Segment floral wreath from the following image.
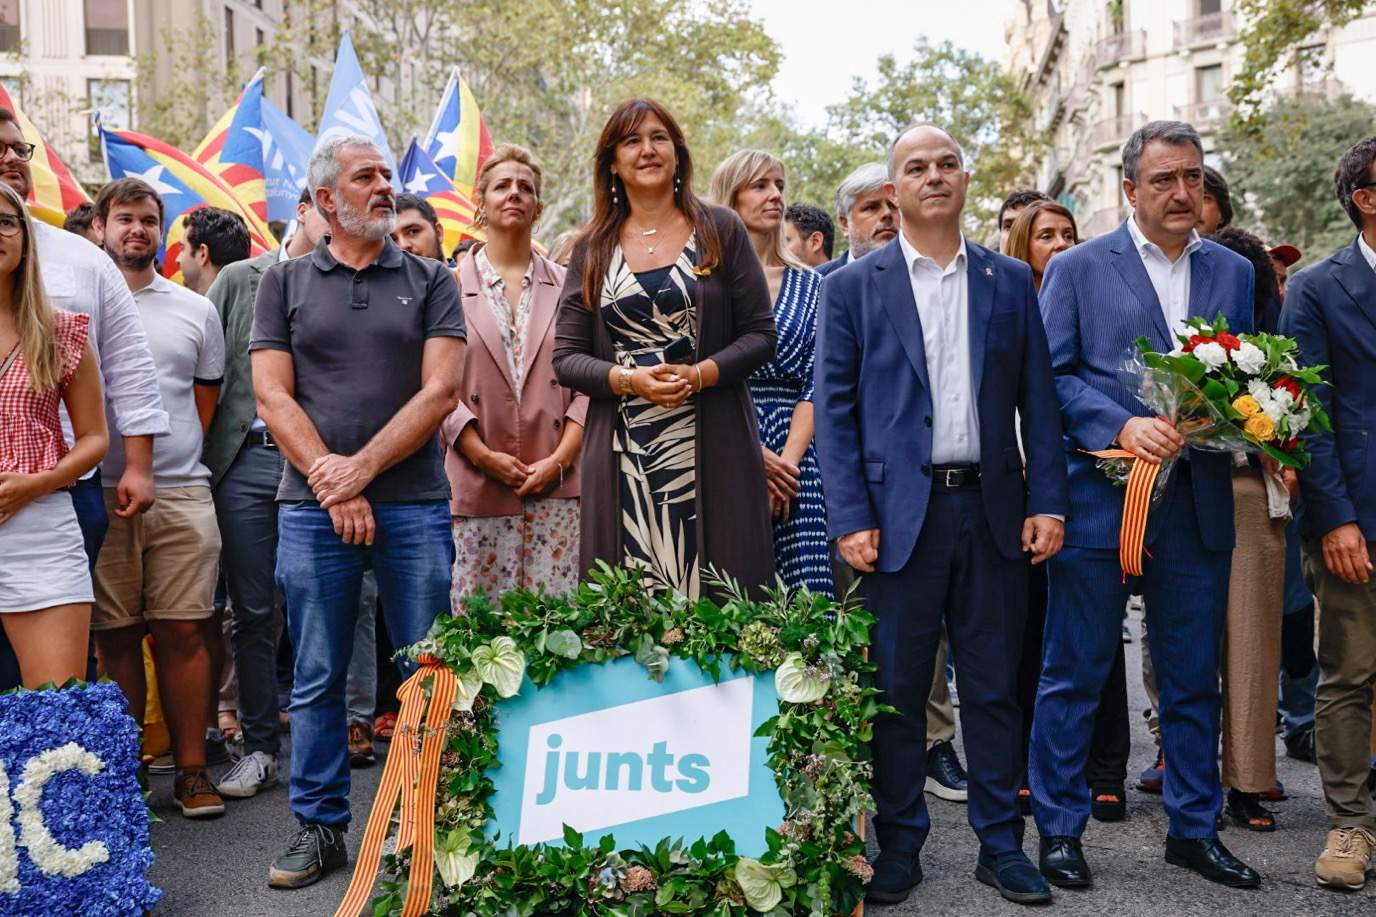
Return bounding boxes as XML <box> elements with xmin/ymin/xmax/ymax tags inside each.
<box><xmin>358</xmin><ymin>564</ymin><xmax>885</xmax><ymax>916</ymax></box>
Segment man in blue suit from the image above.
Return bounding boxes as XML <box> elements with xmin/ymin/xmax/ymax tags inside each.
<box><xmin>1280</xmin><ymin>135</ymin><xmax>1376</xmax><ymax>892</ymax></box>
<box><xmin>816</xmin><ymin>162</ymin><xmax>897</xmax><ymax>277</ymax></box>
<box><xmin>815</xmin><ymin>123</ymin><xmax>1068</xmax><ymax>906</ymax></box>
<box><xmin>1030</xmin><ymin>121</ymin><xmax>1260</xmax><ymax>889</ymax></box>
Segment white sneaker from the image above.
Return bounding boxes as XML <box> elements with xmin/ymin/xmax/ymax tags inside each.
<box><xmin>216</xmin><ymin>751</ymin><xmax>279</xmax><ymax>799</ymax></box>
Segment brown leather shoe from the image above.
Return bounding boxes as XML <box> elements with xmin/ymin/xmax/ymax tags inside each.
<box><xmin>175</xmin><ymin>768</ymin><xmax>226</xmax><ymax>819</ymax></box>
<box><xmin>348</xmin><ymin>720</ymin><xmax>376</xmax><ymax>768</ymax></box>
<box><xmin>1316</xmin><ymin>826</ymin><xmax>1374</xmax><ymax>891</ymax></box>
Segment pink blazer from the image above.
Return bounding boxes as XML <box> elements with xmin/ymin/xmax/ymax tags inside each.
<box><xmin>442</xmin><ymin>249</ymin><xmax>589</xmax><ymax>517</ymax></box>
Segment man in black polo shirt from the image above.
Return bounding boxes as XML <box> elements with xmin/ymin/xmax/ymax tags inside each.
<box><xmin>250</xmin><ymin>134</ymin><xmax>466</xmax><ymax>889</ymax></box>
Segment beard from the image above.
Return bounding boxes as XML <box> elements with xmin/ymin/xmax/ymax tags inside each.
<box><xmin>337</xmin><ymin>194</ymin><xmax>397</xmax><ymax>241</ymax></box>
<box><xmin>110</xmin><ymin>246</ymin><xmax>155</xmax><ymax>271</ymax></box>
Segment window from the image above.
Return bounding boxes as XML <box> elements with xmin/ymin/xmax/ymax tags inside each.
<box><xmin>255</xmin><ymin>27</ymin><xmax>265</xmax><ymax>64</ymax></box>
<box><xmin>84</xmin><ymin>0</ymin><xmax>129</xmax><ymax>56</ymax></box>
<box><xmin>0</xmin><ymin>1</ymin><xmax>18</xmax><ymax>53</ymax></box>
<box><xmin>1197</xmin><ymin>0</ymin><xmax>1221</xmax><ymax>15</ymax></box>
<box><xmin>1196</xmin><ymin>64</ymin><xmax>1223</xmax><ymax>101</ymax></box>
<box><xmin>1111</xmin><ymin>81</ymin><xmax>1126</xmax><ymax>117</ymax></box>
<box><xmin>1297</xmin><ymin>44</ymin><xmax>1326</xmax><ymax>87</ymax></box>
<box><xmin>224</xmin><ymin>6</ymin><xmax>235</xmax><ymax>60</ymax></box>
<box><xmin>87</xmin><ymin>79</ymin><xmax>131</xmax><ymax>161</ymax></box>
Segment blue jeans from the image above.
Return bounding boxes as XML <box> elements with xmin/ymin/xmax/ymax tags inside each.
<box><xmin>277</xmin><ymin>500</ymin><xmax>453</xmax><ymax>827</ymax></box>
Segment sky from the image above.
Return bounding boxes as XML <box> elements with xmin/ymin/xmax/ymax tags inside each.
<box><xmin>747</xmin><ymin>0</ymin><xmax>1013</xmax><ymax>129</ymax></box>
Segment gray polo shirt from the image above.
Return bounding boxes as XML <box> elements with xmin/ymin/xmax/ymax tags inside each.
<box><xmin>249</xmin><ymin>237</ymin><xmax>466</xmax><ymax>503</ymax></box>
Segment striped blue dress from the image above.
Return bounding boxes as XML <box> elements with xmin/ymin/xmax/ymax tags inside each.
<box><xmin>749</xmin><ymin>266</ymin><xmax>833</xmax><ymax>598</ymax></box>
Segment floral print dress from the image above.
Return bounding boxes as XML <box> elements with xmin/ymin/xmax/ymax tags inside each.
<box><xmin>450</xmin><ymin>249</ymin><xmax>579</xmax><ymax>602</ymax></box>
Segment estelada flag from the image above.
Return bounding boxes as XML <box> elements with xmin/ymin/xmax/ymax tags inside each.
<box><xmin>193</xmin><ymin>67</ymin><xmax>269</xmax><ymax>226</ymax></box>
<box><xmin>100</xmin><ymin>122</ymin><xmax>274</xmax><ymax>281</ymax></box>
<box><xmin>0</xmin><ymin>81</ymin><xmax>91</xmax><ymax>228</ymax></box>
<box><xmin>422</xmin><ymin>67</ymin><xmax>492</xmax><ymax>197</ymax></box>
<box><xmin>399</xmin><ymin>137</ymin><xmax>483</xmax><ymax>258</ymax></box>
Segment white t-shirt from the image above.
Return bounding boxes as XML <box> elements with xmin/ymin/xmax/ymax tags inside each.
<box><xmin>102</xmin><ymin>274</ymin><xmax>225</xmax><ymax>488</ymax></box>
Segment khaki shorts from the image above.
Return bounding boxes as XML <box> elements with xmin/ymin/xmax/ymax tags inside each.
<box><xmin>92</xmin><ymin>486</ymin><xmax>221</xmax><ymax>631</ymax></box>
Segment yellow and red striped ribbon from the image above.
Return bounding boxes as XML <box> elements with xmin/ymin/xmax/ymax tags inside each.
<box><xmin>335</xmin><ymin>654</ymin><xmax>457</xmax><ymax>917</ymax></box>
<box><xmin>1087</xmin><ymin>448</ymin><xmax>1161</xmax><ymax>579</ymax></box>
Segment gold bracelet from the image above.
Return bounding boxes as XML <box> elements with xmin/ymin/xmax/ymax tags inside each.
<box><xmin>618</xmin><ymin>367</ymin><xmax>634</xmax><ymax>395</ymax></box>
<box><xmin>693</xmin><ymin>364</ymin><xmax>703</xmax><ymax>392</ymax></box>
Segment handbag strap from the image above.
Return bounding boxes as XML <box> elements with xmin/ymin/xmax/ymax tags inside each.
<box><xmin>0</xmin><ymin>341</ymin><xmax>20</xmax><ymax>382</ymax></box>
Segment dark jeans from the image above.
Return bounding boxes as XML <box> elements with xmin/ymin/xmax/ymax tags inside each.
<box><xmin>277</xmin><ymin>500</ymin><xmax>453</xmax><ymax>827</ymax></box>
<box><xmin>0</xmin><ymin>471</ymin><xmax>107</xmax><ymax>690</ymax></box>
<box><xmin>213</xmin><ymin>441</ymin><xmax>286</xmax><ymax>757</ymax></box>
<box><xmin>1018</xmin><ymin>562</ymin><xmax>1130</xmax><ymax>791</ymax></box>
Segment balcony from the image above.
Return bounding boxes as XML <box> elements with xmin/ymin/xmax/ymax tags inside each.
<box><xmin>1089</xmin><ymin>112</ymin><xmax>1147</xmax><ymax>151</ymax></box>
<box><xmin>1174</xmin><ymin>98</ymin><xmax>1231</xmax><ymax>131</ymax></box>
<box><xmin>1080</xmin><ymin>206</ymin><xmax>1128</xmax><ymax>239</ymax></box>
<box><xmin>1286</xmin><ymin>77</ymin><xmax>1347</xmax><ymax>102</ymax></box>
<box><xmin>1173</xmin><ymin>12</ymin><xmax>1236</xmax><ymax>50</ymax></box>
<box><xmin>1095</xmin><ymin>30</ymin><xmax>1147</xmax><ymax>70</ymax></box>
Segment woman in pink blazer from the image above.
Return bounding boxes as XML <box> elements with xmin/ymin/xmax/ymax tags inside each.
<box><xmin>443</xmin><ymin>145</ymin><xmax>588</xmax><ymax>604</ymax></box>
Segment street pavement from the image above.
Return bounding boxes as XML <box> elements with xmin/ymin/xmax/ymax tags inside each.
<box><xmin>148</xmin><ymin>608</ymin><xmax>1375</xmax><ymax>915</ymax></box>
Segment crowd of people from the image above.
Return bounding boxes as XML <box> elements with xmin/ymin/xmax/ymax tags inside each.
<box><xmin>1</xmin><ymin>94</ymin><xmax>1375</xmax><ymax>908</ymax></box>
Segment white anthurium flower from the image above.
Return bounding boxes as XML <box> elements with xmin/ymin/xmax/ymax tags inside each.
<box><xmin>1232</xmin><ymin>341</ymin><xmax>1267</xmax><ymax>375</ymax></box>
<box><xmin>434</xmin><ymin>829</ymin><xmax>479</xmax><ymax>888</ymax></box>
<box><xmin>775</xmin><ymin>653</ymin><xmax>830</xmax><ymax>704</ymax></box>
<box><xmin>1192</xmin><ymin>341</ymin><xmax>1229</xmax><ymax>370</ymax></box>
<box><xmin>452</xmin><ymin>667</ymin><xmax>483</xmax><ymax>712</ymax></box>
<box><xmin>472</xmin><ymin>636</ymin><xmax>526</xmax><ymax>698</ymax></box>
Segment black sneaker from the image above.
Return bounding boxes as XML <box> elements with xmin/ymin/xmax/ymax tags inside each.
<box><xmin>268</xmin><ymin>824</ymin><xmax>347</xmax><ymax>889</ymax></box>
<box><xmin>205</xmin><ymin>733</ymin><xmax>232</xmax><ymax>767</ymax></box>
<box><xmin>1284</xmin><ymin>722</ymin><xmax>1316</xmax><ymax>764</ymax></box>
<box><xmin>925</xmin><ymin>740</ymin><xmax>969</xmax><ymax>802</ymax></box>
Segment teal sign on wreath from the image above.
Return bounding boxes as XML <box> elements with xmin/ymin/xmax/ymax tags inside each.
<box><xmin>488</xmin><ymin>655</ymin><xmax>784</xmax><ymax>856</ymax></box>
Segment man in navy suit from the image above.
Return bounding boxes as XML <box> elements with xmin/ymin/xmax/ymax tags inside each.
<box><xmin>1280</xmin><ymin>135</ymin><xmax>1376</xmax><ymax>892</ymax></box>
<box><xmin>816</xmin><ymin>161</ymin><xmax>897</xmax><ymax>276</ymax></box>
<box><xmin>815</xmin><ymin>124</ymin><xmax>1068</xmax><ymax>906</ymax></box>
<box><xmin>1030</xmin><ymin>121</ymin><xmax>1260</xmax><ymax>889</ymax></box>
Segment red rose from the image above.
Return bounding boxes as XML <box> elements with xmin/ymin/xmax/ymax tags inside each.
<box><xmin>1184</xmin><ymin>334</ymin><xmax>1214</xmax><ymax>353</ymax></box>
<box><xmin>1216</xmin><ymin>332</ymin><xmax>1242</xmax><ymax>351</ymax></box>
<box><xmin>1272</xmin><ymin>376</ymin><xmax>1302</xmax><ymax>398</ymax></box>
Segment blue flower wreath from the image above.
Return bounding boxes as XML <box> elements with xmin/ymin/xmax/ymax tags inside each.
<box><xmin>0</xmin><ymin>681</ymin><xmax>160</xmax><ymax>916</ymax></box>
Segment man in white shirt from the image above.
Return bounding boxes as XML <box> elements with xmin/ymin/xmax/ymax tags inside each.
<box><xmin>0</xmin><ymin>107</ymin><xmax>168</xmax><ymax>692</ymax></box>
<box><xmin>814</xmin><ymin>123</ymin><xmax>1067</xmax><ymax>906</ymax></box>
<box><xmin>88</xmin><ymin>178</ymin><xmax>227</xmax><ymax>822</ymax></box>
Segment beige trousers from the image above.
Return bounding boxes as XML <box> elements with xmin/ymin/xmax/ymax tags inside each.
<box><xmin>1220</xmin><ymin>471</ymin><xmax>1285</xmax><ymax>791</ymax></box>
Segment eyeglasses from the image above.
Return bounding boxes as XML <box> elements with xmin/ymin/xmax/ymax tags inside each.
<box><xmin>0</xmin><ymin>213</ymin><xmax>24</xmax><ymax>237</ymax></box>
<box><xmin>0</xmin><ymin>141</ymin><xmax>34</xmax><ymax>162</ymax></box>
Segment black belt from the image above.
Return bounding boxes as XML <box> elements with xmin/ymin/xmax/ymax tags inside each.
<box><xmin>931</xmin><ymin>463</ymin><xmax>980</xmax><ymax>490</ymax></box>
<box><xmin>245</xmin><ymin>430</ymin><xmax>277</xmax><ymax>449</ymax></box>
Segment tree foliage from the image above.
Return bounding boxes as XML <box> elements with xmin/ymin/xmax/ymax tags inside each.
<box><xmin>1229</xmin><ymin>0</ymin><xmax>1375</xmax><ymax>126</ymax></box>
<box><xmin>1220</xmin><ymin>93</ymin><xmax>1375</xmax><ymax>265</ymax></box>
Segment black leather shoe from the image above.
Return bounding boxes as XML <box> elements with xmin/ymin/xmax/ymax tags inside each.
<box><xmin>1038</xmin><ymin>835</ymin><xmax>1091</xmax><ymax>888</ymax></box>
<box><xmin>925</xmin><ymin>740</ymin><xmax>968</xmax><ymax>802</ymax></box>
<box><xmin>1284</xmin><ymin>722</ymin><xmax>1316</xmax><ymax>763</ymax></box>
<box><xmin>976</xmin><ymin>850</ymin><xmax>1052</xmax><ymax>904</ymax></box>
<box><xmin>866</xmin><ymin>851</ymin><xmax>923</xmax><ymax>905</ymax></box>
<box><xmin>1164</xmin><ymin>836</ymin><xmax>1261</xmax><ymax>888</ymax></box>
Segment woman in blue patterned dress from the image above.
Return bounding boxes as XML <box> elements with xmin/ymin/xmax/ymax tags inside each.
<box><xmin>709</xmin><ymin>150</ymin><xmax>833</xmax><ymax>597</ymax></box>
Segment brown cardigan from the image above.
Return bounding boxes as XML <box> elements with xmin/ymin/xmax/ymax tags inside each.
<box><xmin>553</xmin><ymin>205</ymin><xmax>778</xmax><ymax>597</ymax></box>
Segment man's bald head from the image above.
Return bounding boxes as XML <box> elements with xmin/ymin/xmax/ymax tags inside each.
<box><xmin>888</xmin><ymin>123</ymin><xmax>966</xmax><ymax>181</ymax></box>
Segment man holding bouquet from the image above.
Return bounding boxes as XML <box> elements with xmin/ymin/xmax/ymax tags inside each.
<box><xmin>1281</xmin><ymin>135</ymin><xmax>1376</xmax><ymax>891</ymax></box>
<box><xmin>1030</xmin><ymin>121</ymin><xmax>1261</xmax><ymax>888</ymax></box>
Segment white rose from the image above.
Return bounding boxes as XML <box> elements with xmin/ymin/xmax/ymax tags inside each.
<box><xmin>1193</xmin><ymin>341</ymin><xmax>1229</xmax><ymax>370</ymax></box>
<box><xmin>1232</xmin><ymin>341</ymin><xmax>1266</xmax><ymax>375</ymax></box>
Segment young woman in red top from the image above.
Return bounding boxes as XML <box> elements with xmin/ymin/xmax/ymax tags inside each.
<box><xmin>0</xmin><ymin>181</ymin><xmax>108</xmax><ymax>687</ymax></box>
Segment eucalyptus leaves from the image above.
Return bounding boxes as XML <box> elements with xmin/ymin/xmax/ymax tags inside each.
<box><xmin>373</xmin><ymin>564</ymin><xmax>886</xmax><ymax>916</ymax></box>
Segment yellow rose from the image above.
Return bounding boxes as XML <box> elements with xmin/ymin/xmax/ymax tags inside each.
<box><xmin>1232</xmin><ymin>395</ymin><xmax>1261</xmax><ymax>417</ymax></box>
<box><xmin>1244</xmin><ymin>413</ymin><xmax>1276</xmax><ymax>442</ymax></box>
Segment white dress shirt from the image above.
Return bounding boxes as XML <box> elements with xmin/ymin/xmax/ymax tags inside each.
<box><xmin>1358</xmin><ymin>232</ymin><xmax>1376</xmax><ymax>274</ymax></box>
<box><xmin>1126</xmin><ymin>214</ymin><xmax>1202</xmax><ymax>336</ymax></box>
<box><xmin>35</xmin><ymin>221</ymin><xmax>170</xmax><ymax>477</ymax></box>
<box><xmin>898</xmin><ymin>231</ymin><xmax>980</xmax><ymax>464</ymax></box>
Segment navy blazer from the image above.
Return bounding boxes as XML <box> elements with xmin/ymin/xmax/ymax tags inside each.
<box><xmin>816</xmin><ymin>254</ymin><xmax>847</xmax><ymax>277</ymax></box>
<box><xmin>1039</xmin><ymin>220</ymin><xmax>1255</xmax><ymax>552</ymax></box>
<box><xmin>814</xmin><ymin>237</ymin><xmax>1068</xmax><ymax>572</ymax></box>
<box><xmin>1280</xmin><ymin>237</ymin><xmax>1376</xmax><ymax>541</ymax></box>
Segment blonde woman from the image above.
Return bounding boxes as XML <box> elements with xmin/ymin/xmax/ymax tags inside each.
<box><xmin>0</xmin><ymin>182</ymin><xmax>108</xmax><ymax>686</ymax></box>
<box><xmin>709</xmin><ymin>149</ymin><xmax>832</xmax><ymax>597</ymax></box>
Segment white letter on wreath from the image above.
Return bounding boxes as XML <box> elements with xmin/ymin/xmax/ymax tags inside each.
<box><xmin>0</xmin><ymin>761</ymin><xmax>17</xmax><ymax>893</ymax></box>
<box><xmin>14</xmin><ymin>743</ymin><xmax>110</xmax><ymax>878</ymax></box>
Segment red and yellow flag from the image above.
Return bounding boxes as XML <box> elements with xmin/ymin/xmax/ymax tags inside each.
<box><xmin>0</xmin><ymin>81</ymin><xmax>91</xmax><ymax>227</ymax></box>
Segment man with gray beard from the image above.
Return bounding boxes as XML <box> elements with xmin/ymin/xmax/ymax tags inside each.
<box><xmin>249</xmin><ymin>135</ymin><xmax>467</xmax><ymax>889</ymax></box>
<box><xmin>817</xmin><ymin>161</ymin><xmax>899</xmax><ymax>275</ymax></box>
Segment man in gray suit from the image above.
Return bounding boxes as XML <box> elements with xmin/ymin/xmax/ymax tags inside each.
<box><xmin>205</xmin><ymin>189</ymin><xmax>328</xmax><ymax>799</ymax></box>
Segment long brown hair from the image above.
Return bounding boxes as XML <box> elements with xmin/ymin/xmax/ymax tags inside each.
<box><xmin>1005</xmin><ymin>200</ymin><xmax>1079</xmax><ymax>273</ymax></box>
<box><xmin>577</xmin><ymin>98</ymin><xmax>721</xmax><ymax>308</ymax></box>
<box><xmin>0</xmin><ymin>182</ymin><xmax>61</xmax><ymax>391</ymax></box>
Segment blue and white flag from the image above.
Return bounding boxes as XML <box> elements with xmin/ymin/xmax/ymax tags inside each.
<box><xmin>316</xmin><ymin>30</ymin><xmax>396</xmax><ymax>174</ymax></box>
<box><xmin>261</xmin><ymin>97</ymin><xmax>314</xmax><ymax>222</ymax></box>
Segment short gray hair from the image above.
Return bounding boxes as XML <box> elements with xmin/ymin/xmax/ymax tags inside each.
<box><xmin>834</xmin><ymin>162</ymin><xmax>890</xmax><ymax>223</ymax></box>
<box><xmin>1121</xmin><ymin>120</ymin><xmax>1203</xmax><ymax>183</ymax></box>
<box><xmin>306</xmin><ymin>133</ymin><xmax>382</xmax><ymax>212</ymax></box>
<box><xmin>887</xmin><ymin>122</ymin><xmax>966</xmax><ymax>180</ymax></box>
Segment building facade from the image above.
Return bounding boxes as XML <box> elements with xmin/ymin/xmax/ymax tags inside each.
<box><xmin>1004</xmin><ymin>0</ymin><xmax>1376</xmax><ymax>238</ymax></box>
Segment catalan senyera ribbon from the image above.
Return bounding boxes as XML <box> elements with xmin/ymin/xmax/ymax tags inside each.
<box><xmin>335</xmin><ymin>653</ymin><xmax>457</xmax><ymax>917</ymax></box>
<box><xmin>1086</xmin><ymin>448</ymin><xmax>1161</xmax><ymax>579</ymax></box>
